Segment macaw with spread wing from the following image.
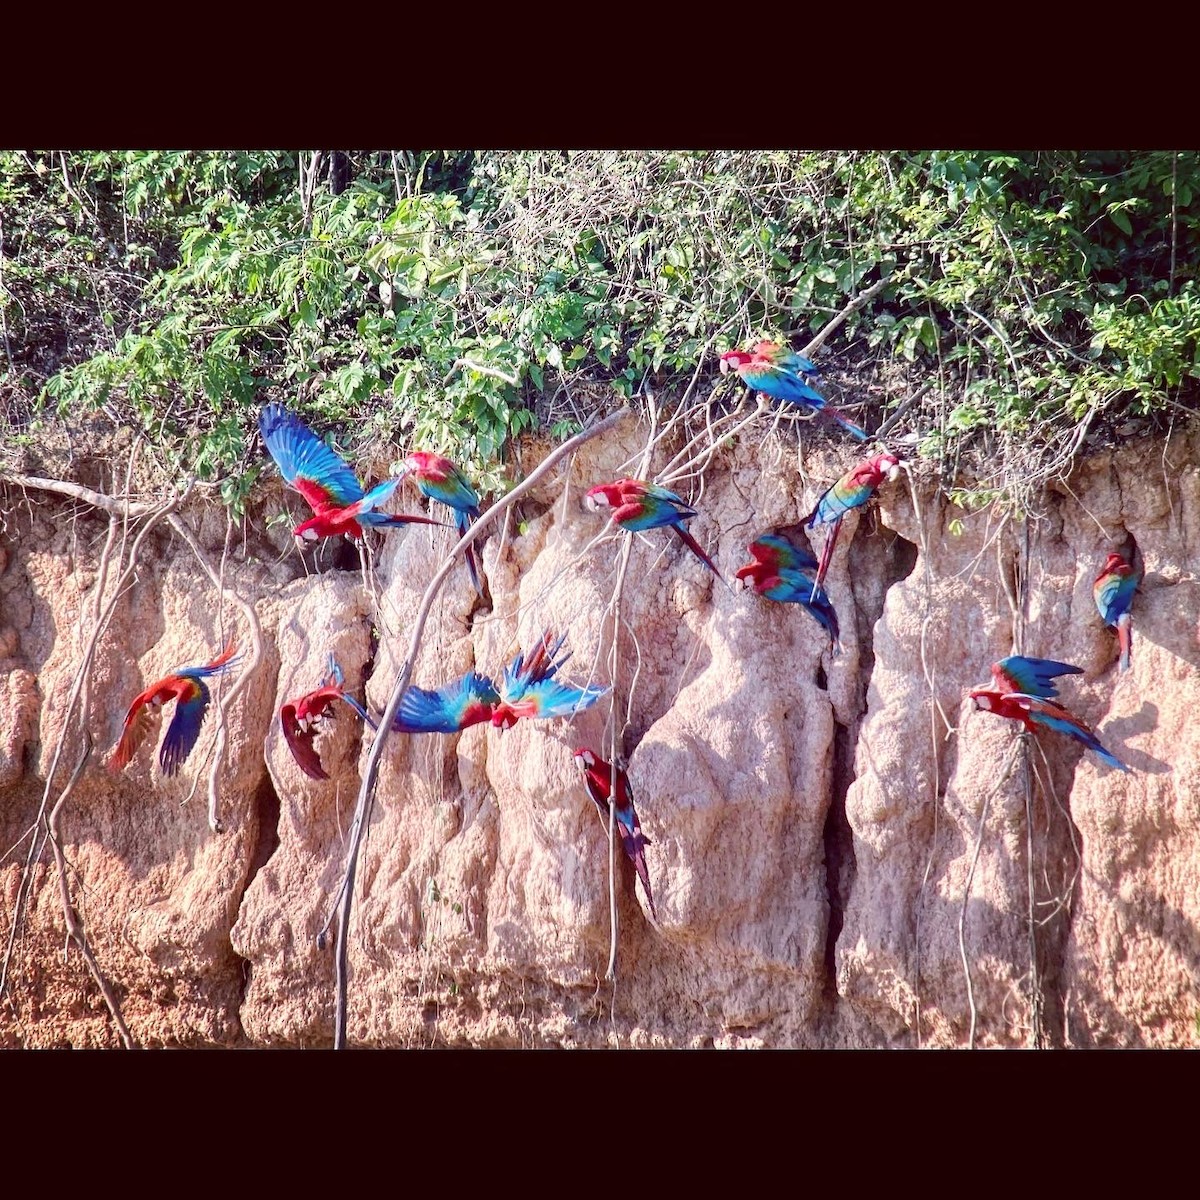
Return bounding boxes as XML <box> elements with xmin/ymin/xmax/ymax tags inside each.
<box><xmin>574</xmin><ymin>748</ymin><xmax>657</xmax><ymax>922</ymax></box>
<box><xmin>585</xmin><ymin>478</ymin><xmax>723</xmax><ymax>580</ymax></box>
<box><xmin>280</xmin><ymin>655</ymin><xmax>375</xmax><ymax>780</ymax></box>
<box><xmin>1094</xmin><ymin>552</ymin><xmax>1138</xmax><ymax>672</ymax></box>
<box><xmin>400</xmin><ymin>451</ymin><xmax>484</xmax><ymax>594</ymax></box>
<box><xmin>968</xmin><ymin>655</ymin><xmax>1129</xmax><ymax>771</ymax></box>
<box><xmin>109</xmin><ymin>644</ymin><xmax>239</xmax><ymax>776</ymax></box>
<box><xmin>259</xmin><ymin>404</ymin><xmax>446</xmax><ymax>544</ymax></box>
<box><xmin>390</xmin><ymin>631</ymin><xmax>607</xmax><ymax>734</ymax></box>
<box><xmin>718</xmin><ymin>340</ymin><xmax>869</xmax><ymax>441</ymax></box>
<box><xmin>804</xmin><ymin>452</ymin><xmax>901</xmax><ymax>599</ymax></box>
<box><xmin>734</xmin><ymin>534</ymin><xmax>841</xmax><ymax>652</ymax></box>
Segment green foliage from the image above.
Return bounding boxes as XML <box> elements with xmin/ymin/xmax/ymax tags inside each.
<box><xmin>4</xmin><ymin>150</ymin><xmax>1199</xmax><ymax>509</ymax></box>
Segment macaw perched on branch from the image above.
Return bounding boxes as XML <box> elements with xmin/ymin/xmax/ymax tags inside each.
<box><xmin>280</xmin><ymin>656</ymin><xmax>375</xmax><ymax>780</ymax></box>
<box><xmin>969</xmin><ymin>655</ymin><xmax>1129</xmax><ymax>771</ymax></box>
<box><xmin>718</xmin><ymin>340</ymin><xmax>869</xmax><ymax>441</ymax></box>
<box><xmin>574</xmin><ymin>748</ymin><xmax>657</xmax><ymax>922</ymax></box>
<box><xmin>1094</xmin><ymin>552</ymin><xmax>1138</xmax><ymax>672</ymax></box>
<box><xmin>259</xmin><ymin>405</ymin><xmax>447</xmax><ymax>545</ymax></box>
<box><xmin>109</xmin><ymin>644</ymin><xmax>240</xmax><ymax>776</ymax></box>
<box><xmin>803</xmin><ymin>452</ymin><xmax>902</xmax><ymax>599</ymax></box>
<box><xmin>584</xmin><ymin>478</ymin><xmax>723</xmax><ymax>580</ymax></box>
<box><xmin>391</xmin><ymin>631</ymin><xmax>607</xmax><ymax>734</ymax></box>
<box><xmin>734</xmin><ymin>534</ymin><xmax>842</xmax><ymax>652</ymax></box>
<box><xmin>400</xmin><ymin>451</ymin><xmax>484</xmax><ymax>594</ymax></box>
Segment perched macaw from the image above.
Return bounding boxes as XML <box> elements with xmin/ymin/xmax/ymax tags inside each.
<box><xmin>259</xmin><ymin>405</ymin><xmax>446</xmax><ymax>544</ymax></box>
<box><xmin>969</xmin><ymin>655</ymin><xmax>1129</xmax><ymax>771</ymax></box>
<box><xmin>718</xmin><ymin>340</ymin><xmax>869</xmax><ymax>441</ymax></box>
<box><xmin>109</xmin><ymin>644</ymin><xmax>240</xmax><ymax>776</ymax></box>
<box><xmin>574</xmin><ymin>748</ymin><xmax>657</xmax><ymax>922</ymax></box>
<box><xmin>490</xmin><ymin>632</ymin><xmax>609</xmax><ymax>731</ymax></box>
<box><xmin>734</xmin><ymin>534</ymin><xmax>841</xmax><ymax>652</ymax></box>
<box><xmin>1094</xmin><ymin>552</ymin><xmax>1138</xmax><ymax>672</ymax></box>
<box><xmin>804</xmin><ymin>452</ymin><xmax>901</xmax><ymax>598</ymax></box>
<box><xmin>280</xmin><ymin>656</ymin><xmax>374</xmax><ymax>780</ymax></box>
<box><xmin>584</xmin><ymin>478</ymin><xmax>723</xmax><ymax>580</ymax></box>
<box><xmin>401</xmin><ymin>451</ymin><xmax>484</xmax><ymax>594</ymax></box>
<box><xmin>391</xmin><ymin>631</ymin><xmax>607</xmax><ymax>734</ymax></box>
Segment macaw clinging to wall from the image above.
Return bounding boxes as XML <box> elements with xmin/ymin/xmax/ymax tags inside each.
<box><xmin>584</xmin><ymin>478</ymin><xmax>723</xmax><ymax>581</ymax></box>
<box><xmin>734</xmin><ymin>534</ymin><xmax>842</xmax><ymax>652</ymax></box>
<box><xmin>1094</xmin><ymin>552</ymin><xmax>1138</xmax><ymax>672</ymax></box>
<box><xmin>279</xmin><ymin>655</ymin><xmax>375</xmax><ymax>780</ymax></box>
<box><xmin>259</xmin><ymin>405</ymin><xmax>447</xmax><ymax>545</ymax></box>
<box><xmin>968</xmin><ymin>655</ymin><xmax>1129</xmax><ymax>771</ymax></box>
<box><xmin>109</xmin><ymin>644</ymin><xmax>240</xmax><ymax>776</ymax></box>
<box><xmin>718</xmin><ymin>340</ymin><xmax>869</xmax><ymax>441</ymax></box>
<box><xmin>574</xmin><ymin>748</ymin><xmax>657</xmax><ymax>922</ymax></box>
<box><xmin>390</xmin><ymin>631</ymin><xmax>607</xmax><ymax>734</ymax></box>
<box><xmin>400</xmin><ymin>451</ymin><xmax>484</xmax><ymax>595</ymax></box>
<box><xmin>804</xmin><ymin>452</ymin><xmax>902</xmax><ymax>598</ymax></box>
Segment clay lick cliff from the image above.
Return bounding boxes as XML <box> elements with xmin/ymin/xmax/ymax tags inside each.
<box><xmin>1</xmin><ymin>413</ymin><xmax>1198</xmax><ymax>1047</ymax></box>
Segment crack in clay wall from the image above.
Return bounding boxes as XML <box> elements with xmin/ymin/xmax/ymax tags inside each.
<box><xmin>1</xmin><ymin>419</ymin><xmax>1199</xmax><ymax>1047</ymax></box>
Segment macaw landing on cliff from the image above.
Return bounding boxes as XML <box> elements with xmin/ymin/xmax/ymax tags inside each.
<box><xmin>718</xmin><ymin>340</ymin><xmax>869</xmax><ymax>441</ymax></box>
<box><xmin>734</xmin><ymin>534</ymin><xmax>842</xmax><ymax>652</ymax></box>
<box><xmin>584</xmin><ymin>478</ymin><xmax>723</xmax><ymax>581</ymax></box>
<box><xmin>280</xmin><ymin>656</ymin><xmax>375</xmax><ymax>780</ymax></box>
<box><xmin>969</xmin><ymin>655</ymin><xmax>1129</xmax><ymax>771</ymax></box>
<box><xmin>399</xmin><ymin>451</ymin><xmax>484</xmax><ymax>595</ymax></box>
<box><xmin>574</xmin><ymin>748</ymin><xmax>657</xmax><ymax>922</ymax></box>
<box><xmin>391</xmin><ymin>631</ymin><xmax>608</xmax><ymax>734</ymax></box>
<box><xmin>1094</xmin><ymin>552</ymin><xmax>1138</xmax><ymax>672</ymax></box>
<box><xmin>259</xmin><ymin>404</ymin><xmax>447</xmax><ymax>545</ymax></box>
<box><xmin>804</xmin><ymin>452</ymin><xmax>902</xmax><ymax>599</ymax></box>
<box><xmin>109</xmin><ymin>644</ymin><xmax>240</xmax><ymax>776</ymax></box>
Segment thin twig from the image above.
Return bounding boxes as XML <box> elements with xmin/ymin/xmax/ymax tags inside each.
<box><xmin>330</xmin><ymin>409</ymin><xmax>627</xmax><ymax>1048</ymax></box>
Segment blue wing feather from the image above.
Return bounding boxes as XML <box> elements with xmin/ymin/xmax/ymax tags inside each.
<box><xmin>994</xmin><ymin>655</ymin><xmax>1083</xmax><ymax>700</ymax></box>
<box><xmin>160</xmin><ymin>681</ymin><xmax>210</xmax><ymax>776</ymax></box>
<box><xmin>259</xmin><ymin>404</ymin><xmax>364</xmax><ymax>507</ymax></box>
<box><xmin>394</xmin><ymin>672</ymin><xmax>499</xmax><ymax>733</ymax></box>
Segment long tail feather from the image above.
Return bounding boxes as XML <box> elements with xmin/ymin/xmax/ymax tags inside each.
<box><xmin>455</xmin><ymin>508</ymin><xmax>483</xmax><ymax>595</ymax></box>
<box><xmin>823</xmin><ymin>406</ymin><xmax>869</xmax><ymax>441</ymax></box>
<box><xmin>1117</xmin><ymin>614</ymin><xmax>1132</xmax><ymax>672</ymax></box>
<box><xmin>812</xmin><ymin>517</ymin><xmax>842</xmax><ymax>600</ymax></box>
<box><xmin>671</xmin><ymin>525</ymin><xmax>723</xmax><ymax>582</ymax></box>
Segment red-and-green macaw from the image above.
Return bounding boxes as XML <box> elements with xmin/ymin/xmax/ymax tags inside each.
<box><xmin>968</xmin><ymin>655</ymin><xmax>1129</xmax><ymax>771</ymax></box>
<box><xmin>280</xmin><ymin>655</ymin><xmax>374</xmax><ymax>780</ymax></box>
<box><xmin>804</xmin><ymin>452</ymin><xmax>901</xmax><ymax>598</ymax></box>
<box><xmin>400</xmin><ymin>451</ymin><xmax>484</xmax><ymax>594</ymax></box>
<box><xmin>584</xmin><ymin>478</ymin><xmax>723</xmax><ymax>580</ymax></box>
<box><xmin>734</xmin><ymin>534</ymin><xmax>841</xmax><ymax>652</ymax></box>
<box><xmin>391</xmin><ymin>632</ymin><xmax>607</xmax><ymax>734</ymax></box>
<box><xmin>1094</xmin><ymin>552</ymin><xmax>1138</xmax><ymax>672</ymax></box>
<box><xmin>718</xmin><ymin>340</ymin><xmax>869</xmax><ymax>441</ymax></box>
<box><xmin>259</xmin><ymin>405</ymin><xmax>447</xmax><ymax>545</ymax></box>
<box><xmin>109</xmin><ymin>644</ymin><xmax>239</xmax><ymax>776</ymax></box>
<box><xmin>574</xmin><ymin>747</ymin><xmax>657</xmax><ymax>921</ymax></box>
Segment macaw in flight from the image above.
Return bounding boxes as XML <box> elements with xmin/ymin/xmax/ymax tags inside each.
<box><xmin>109</xmin><ymin>644</ymin><xmax>240</xmax><ymax>776</ymax></box>
<box><xmin>968</xmin><ymin>655</ymin><xmax>1129</xmax><ymax>771</ymax></box>
<box><xmin>1094</xmin><ymin>552</ymin><xmax>1138</xmax><ymax>672</ymax></box>
<box><xmin>585</xmin><ymin>478</ymin><xmax>723</xmax><ymax>581</ymax></box>
<box><xmin>259</xmin><ymin>404</ymin><xmax>446</xmax><ymax>545</ymax></box>
<box><xmin>279</xmin><ymin>655</ymin><xmax>374</xmax><ymax>780</ymax></box>
<box><xmin>574</xmin><ymin>748</ymin><xmax>657</xmax><ymax>922</ymax></box>
<box><xmin>734</xmin><ymin>534</ymin><xmax>841</xmax><ymax>652</ymax></box>
<box><xmin>399</xmin><ymin>451</ymin><xmax>484</xmax><ymax>594</ymax></box>
<box><xmin>718</xmin><ymin>340</ymin><xmax>869</xmax><ymax>441</ymax></box>
<box><xmin>805</xmin><ymin>452</ymin><xmax>902</xmax><ymax>599</ymax></box>
<box><xmin>392</xmin><ymin>631</ymin><xmax>608</xmax><ymax>734</ymax></box>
